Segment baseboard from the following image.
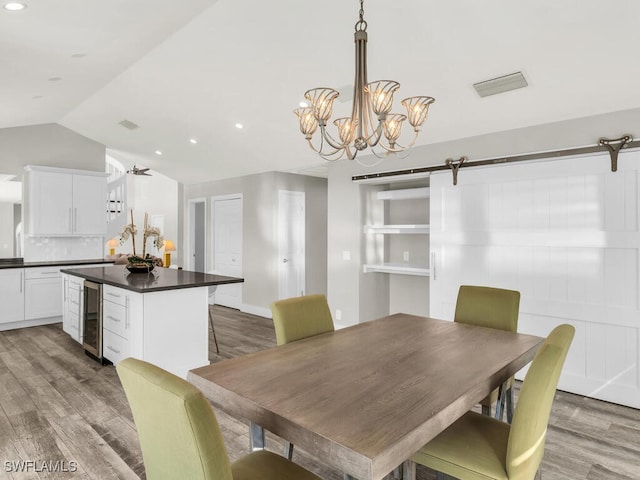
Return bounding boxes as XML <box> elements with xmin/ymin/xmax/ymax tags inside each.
<box><xmin>0</xmin><ymin>316</ymin><xmax>61</xmax><ymax>332</ymax></box>
<box><xmin>241</xmin><ymin>304</ymin><xmax>272</xmax><ymax>319</ymax></box>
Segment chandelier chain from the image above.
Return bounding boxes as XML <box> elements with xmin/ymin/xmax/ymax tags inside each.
<box><xmin>356</xmin><ymin>0</ymin><xmax>367</xmax><ymax>31</ymax></box>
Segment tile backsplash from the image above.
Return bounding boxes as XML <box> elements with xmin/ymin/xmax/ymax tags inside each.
<box><xmin>23</xmin><ymin>236</ymin><xmax>105</xmax><ymax>262</ymax></box>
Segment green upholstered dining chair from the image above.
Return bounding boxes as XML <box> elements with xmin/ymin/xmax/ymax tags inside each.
<box><xmin>269</xmin><ymin>294</ymin><xmax>334</xmax><ymax>460</ymax></box>
<box><xmin>116</xmin><ymin>358</ymin><xmax>322</xmax><ymax>480</ymax></box>
<box><xmin>454</xmin><ymin>285</ymin><xmax>521</xmax><ymax>423</ymax></box>
<box><xmin>270</xmin><ymin>294</ymin><xmax>334</xmax><ymax>346</ymax></box>
<box><xmin>404</xmin><ymin>324</ymin><xmax>575</xmax><ymax>480</ymax></box>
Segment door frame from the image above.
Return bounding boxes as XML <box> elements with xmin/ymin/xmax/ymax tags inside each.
<box><xmin>187</xmin><ymin>198</ymin><xmax>206</xmax><ymax>271</ymax></box>
<box><xmin>278</xmin><ymin>190</ymin><xmax>305</xmax><ymax>299</ymax></box>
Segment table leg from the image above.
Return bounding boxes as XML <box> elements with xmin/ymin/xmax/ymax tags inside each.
<box><xmin>249</xmin><ymin>422</ymin><xmax>265</xmax><ymax>451</ymax></box>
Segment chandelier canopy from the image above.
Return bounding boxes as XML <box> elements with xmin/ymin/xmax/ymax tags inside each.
<box><xmin>294</xmin><ymin>0</ymin><xmax>435</xmax><ymax>162</ymax></box>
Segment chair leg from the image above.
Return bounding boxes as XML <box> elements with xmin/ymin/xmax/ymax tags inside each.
<box><xmin>506</xmin><ymin>387</ymin><xmax>514</xmax><ymax>424</ymax></box>
<box><xmin>494</xmin><ymin>383</ymin><xmax>506</xmax><ymax>422</ymax></box>
<box><xmin>208</xmin><ymin>307</ymin><xmax>220</xmax><ymax>354</ymax></box>
<box><xmin>393</xmin><ymin>465</ymin><xmax>403</xmax><ymax>479</ymax></box>
<box><xmin>283</xmin><ymin>441</ymin><xmax>294</xmax><ymax>460</ymax></box>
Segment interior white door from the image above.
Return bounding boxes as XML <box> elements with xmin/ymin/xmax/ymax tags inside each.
<box><xmin>278</xmin><ymin>190</ymin><xmax>305</xmax><ymax>299</ymax></box>
<box><xmin>188</xmin><ymin>200</ymin><xmax>206</xmax><ymax>272</ymax></box>
<box><xmin>430</xmin><ymin>150</ymin><xmax>640</xmax><ymax>408</ymax></box>
<box><xmin>212</xmin><ymin>196</ymin><xmax>242</xmax><ymax>309</ymax></box>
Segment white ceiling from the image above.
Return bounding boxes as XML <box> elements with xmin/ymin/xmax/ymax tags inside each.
<box><xmin>2</xmin><ymin>0</ymin><xmax>640</xmax><ymax>185</ymax></box>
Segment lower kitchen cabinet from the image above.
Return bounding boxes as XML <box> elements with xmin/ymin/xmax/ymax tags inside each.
<box><xmin>99</xmin><ymin>283</ymin><xmax>208</xmax><ymax>378</ymax></box>
<box><xmin>24</xmin><ymin>267</ymin><xmax>62</xmax><ymax>320</ymax></box>
<box><xmin>62</xmin><ymin>273</ymin><xmax>83</xmax><ymax>343</ymax></box>
<box><xmin>102</xmin><ymin>284</ymin><xmax>142</xmax><ymax>365</ymax></box>
<box><xmin>0</xmin><ymin>269</ymin><xmax>25</xmax><ymax>325</ymax></box>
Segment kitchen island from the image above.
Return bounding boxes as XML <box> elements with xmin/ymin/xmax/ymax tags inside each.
<box><xmin>61</xmin><ymin>265</ymin><xmax>244</xmax><ymax>378</ymax></box>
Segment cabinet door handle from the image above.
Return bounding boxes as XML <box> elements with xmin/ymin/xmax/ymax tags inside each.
<box><xmin>64</xmin><ymin>278</ymin><xmax>67</xmax><ymax>301</ymax></box>
<box><xmin>68</xmin><ymin>208</ymin><xmax>72</xmax><ymax>232</ymax></box>
<box><xmin>74</xmin><ymin>208</ymin><xmax>78</xmax><ymax>232</ymax></box>
<box><xmin>106</xmin><ymin>292</ymin><xmax>121</xmax><ymax>298</ymax></box>
<box><xmin>125</xmin><ymin>296</ymin><xmax>129</xmax><ymax>329</ymax></box>
<box><xmin>40</xmin><ymin>271</ymin><xmax>58</xmax><ymax>275</ymax></box>
<box><xmin>106</xmin><ymin>315</ymin><xmax>121</xmax><ymax>323</ymax></box>
<box><xmin>106</xmin><ymin>346</ymin><xmax>120</xmax><ymax>354</ymax></box>
<box><xmin>20</xmin><ymin>271</ymin><xmax>23</xmax><ymax>293</ymax></box>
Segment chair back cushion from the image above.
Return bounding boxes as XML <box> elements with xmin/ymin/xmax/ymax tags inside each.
<box><xmin>117</xmin><ymin>358</ymin><xmax>233</xmax><ymax>480</ymax></box>
<box><xmin>270</xmin><ymin>294</ymin><xmax>334</xmax><ymax>345</ymax></box>
<box><xmin>454</xmin><ymin>285</ymin><xmax>520</xmax><ymax>332</ymax></box>
<box><xmin>506</xmin><ymin>324</ymin><xmax>575</xmax><ymax>479</ymax></box>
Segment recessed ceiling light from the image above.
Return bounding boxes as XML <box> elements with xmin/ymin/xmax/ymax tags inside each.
<box><xmin>299</xmin><ymin>101</ymin><xmax>308</xmax><ymax>108</ymax></box>
<box><xmin>4</xmin><ymin>3</ymin><xmax>27</xmax><ymax>11</ymax></box>
<box><xmin>235</xmin><ymin>123</ymin><xmax>244</xmax><ymax>129</ymax></box>
<box><xmin>189</xmin><ymin>138</ymin><xmax>197</xmax><ymax>144</ymax></box>
<box><xmin>155</xmin><ymin>150</ymin><xmax>162</xmax><ymax>156</ymax></box>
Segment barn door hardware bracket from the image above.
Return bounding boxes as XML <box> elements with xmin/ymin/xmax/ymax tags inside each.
<box><xmin>445</xmin><ymin>156</ymin><xmax>467</xmax><ymax>185</ymax></box>
<box><xmin>599</xmin><ymin>135</ymin><xmax>633</xmax><ymax>172</ymax></box>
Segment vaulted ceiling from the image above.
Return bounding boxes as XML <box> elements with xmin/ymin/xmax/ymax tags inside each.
<box><xmin>2</xmin><ymin>0</ymin><xmax>640</xmax><ymax>184</ymax></box>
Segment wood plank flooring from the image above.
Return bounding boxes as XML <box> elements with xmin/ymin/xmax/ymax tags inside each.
<box><xmin>0</xmin><ymin>306</ymin><xmax>638</xmax><ymax>479</ymax></box>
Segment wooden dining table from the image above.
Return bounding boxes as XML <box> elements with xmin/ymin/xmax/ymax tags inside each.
<box><xmin>188</xmin><ymin>313</ymin><xmax>543</xmax><ymax>480</ymax></box>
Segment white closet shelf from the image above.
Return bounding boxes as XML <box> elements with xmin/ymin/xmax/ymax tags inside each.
<box><xmin>363</xmin><ymin>263</ymin><xmax>430</xmax><ymax>276</ymax></box>
<box><xmin>363</xmin><ymin>224</ymin><xmax>430</xmax><ymax>234</ymax></box>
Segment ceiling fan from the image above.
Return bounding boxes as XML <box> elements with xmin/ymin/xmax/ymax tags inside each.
<box><xmin>127</xmin><ymin>165</ymin><xmax>152</xmax><ymax>176</ymax></box>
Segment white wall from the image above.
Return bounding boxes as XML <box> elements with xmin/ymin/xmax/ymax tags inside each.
<box><xmin>0</xmin><ymin>123</ymin><xmax>106</xmax><ymax>177</ymax></box>
<box><xmin>327</xmin><ymin>107</ymin><xmax>640</xmax><ymax>325</ymax></box>
<box><xmin>112</xmin><ymin>171</ymin><xmax>179</xmax><ymax>261</ymax></box>
<box><xmin>185</xmin><ymin>171</ymin><xmax>327</xmax><ymax>316</ymax></box>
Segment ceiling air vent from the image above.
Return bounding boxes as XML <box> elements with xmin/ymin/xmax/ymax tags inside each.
<box><xmin>473</xmin><ymin>72</ymin><xmax>528</xmax><ymax>98</ymax></box>
<box><xmin>118</xmin><ymin>119</ymin><xmax>139</xmax><ymax>130</ymax></box>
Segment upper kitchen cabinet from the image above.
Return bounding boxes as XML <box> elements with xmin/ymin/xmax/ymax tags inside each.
<box><xmin>23</xmin><ymin>166</ymin><xmax>108</xmax><ymax>236</ymax></box>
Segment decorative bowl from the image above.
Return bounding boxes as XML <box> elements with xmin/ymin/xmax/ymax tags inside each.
<box><xmin>126</xmin><ymin>264</ymin><xmax>155</xmax><ymax>274</ymax></box>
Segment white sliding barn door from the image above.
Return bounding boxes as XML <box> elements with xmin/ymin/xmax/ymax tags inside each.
<box><xmin>430</xmin><ymin>150</ymin><xmax>640</xmax><ymax>408</ymax></box>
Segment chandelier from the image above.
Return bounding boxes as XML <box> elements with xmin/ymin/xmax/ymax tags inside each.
<box><xmin>294</xmin><ymin>0</ymin><xmax>435</xmax><ymax>162</ymax></box>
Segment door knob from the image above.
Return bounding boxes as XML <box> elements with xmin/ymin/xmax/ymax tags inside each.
<box><xmin>283</xmin><ymin>258</ymin><xmax>288</xmax><ymax>263</ymax></box>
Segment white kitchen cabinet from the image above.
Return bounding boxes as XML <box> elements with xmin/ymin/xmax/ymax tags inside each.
<box><xmin>0</xmin><ymin>269</ymin><xmax>24</xmax><ymax>324</ymax></box>
<box><xmin>62</xmin><ymin>273</ymin><xmax>83</xmax><ymax>343</ymax></box>
<box><xmin>24</xmin><ymin>267</ymin><xmax>62</xmax><ymax>320</ymax></box>
<box><xmin>99</xmin><ymin>282</ymin><xmax>207</xmax><ymax>377</ymax></box>
<box><xmin>24</xmin><ymin>166</ymin><xmax>107</xmax><ymax>236</ymax></box>
<box><xmin>102</xmin><ymin>284</ymin><xmax>142</xmax><ymax>365</ymax></box>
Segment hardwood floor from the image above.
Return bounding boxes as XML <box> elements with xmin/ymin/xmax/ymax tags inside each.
<box><xmin>0</xmin><ymin>306</ymin><xmax>638</xmax><ymax>479</ymax></box>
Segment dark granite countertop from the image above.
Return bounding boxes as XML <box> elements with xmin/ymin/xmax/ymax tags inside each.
<box><xmin>0</xmin><ymin>258</ymin><xmax>115</xmax><ymax>270</ymax></box>
<box><xmin>60</xmin><ymin>265</ymin><xmax>244</xmax><ymax>293</ymax></box>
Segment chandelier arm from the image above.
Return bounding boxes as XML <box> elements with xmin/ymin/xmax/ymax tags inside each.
<box><xmin>363</xmin><ymin>105</ymin><xmax>384</xmax><ymax>148</ymax></box>
<box><xmin>306</xmin><ymin>135</ymin><xmax>343</xmax><ymax>160</ymax></box>
<box><xmin>354</xmin><ymin>150</ymin><xmax>385</xmax><ymax>167</ymax></box>
<box><xmin>378</xmin><ymin>130</ymin><xmax>421</xmax><ymax>153</ymax></box>
<box><xmin>319</xmin><ymin>124</ymin><xmax>351</xmax><ymax>151</ymax></box>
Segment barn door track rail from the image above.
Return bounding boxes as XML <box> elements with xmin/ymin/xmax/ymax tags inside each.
<box><xmin>352</xmin><ymin>134</ymin><xmax>638</xmax><ymax>185</ymax></box>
